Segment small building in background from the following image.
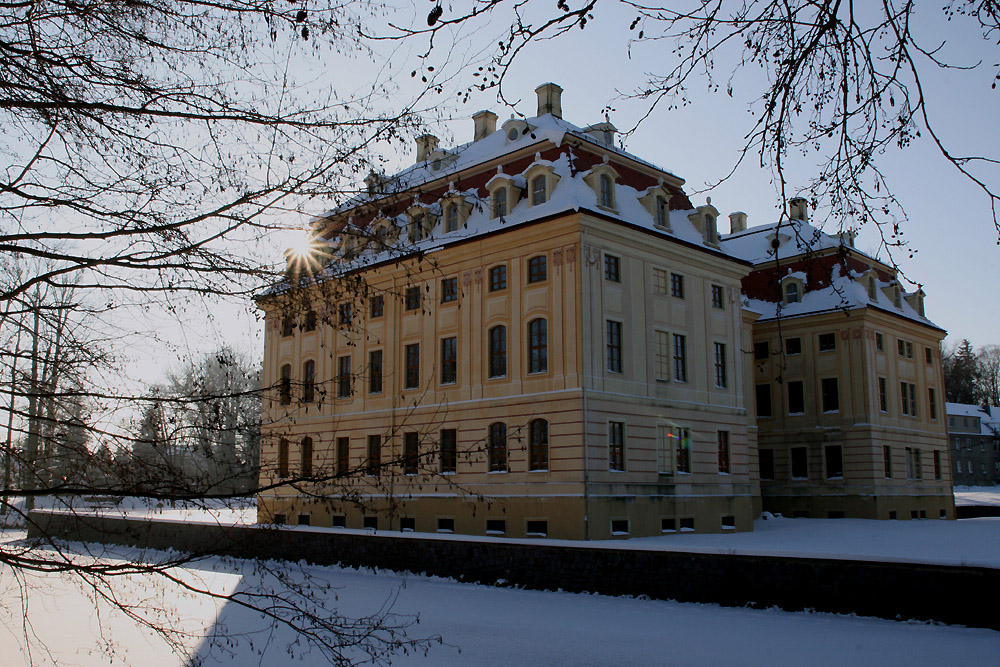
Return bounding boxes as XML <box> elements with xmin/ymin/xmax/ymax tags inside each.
<box><xmin>946</xmin><ymin>403</ymin><xmax>1000</xmax><ymax>486</ymax></box>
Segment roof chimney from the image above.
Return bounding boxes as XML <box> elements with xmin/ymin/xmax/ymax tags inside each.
<box><xmin>729</xmin><ymin>211</ymin><xmax>748</xmax><ymax>234</ymax></box>
<box><xmin>788</xmin><ymin>197</ymin><xmax>809</xmax><ymax>222</ymax></box>
<box><xmin>535</xmin><ymin>82</ymin><xmax>563</xmax><ymax>118</ymax></box>
<box><xmin>472</xmin><ymin>110</ymin><xmax>498</xmax><ymax>142</ymax></box>
<box><xmin>415</xmin><ymin>134</ymin><xmax>439</xmax><ymax>163</ymax></box>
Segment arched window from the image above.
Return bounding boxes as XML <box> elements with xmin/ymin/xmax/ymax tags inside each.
<box><xmin>529</xmin><ymin>419</ymin><xmax>549</xmax><ymax>471</ymax></box>
<box><xmin>488</xmin><ymin>422</ymin><xmax>508</xmax><ymax>472</ymax></box>
<box><xmin>704</xmin><ymin>214</ymin><xmax>717</xmax><ymax>244</ymax></box>
<box><xmin>279</xmin><ymin>364</ymin><xmax>291</xmax><ymax>405</ymax></box>
<box><xmin>302</xmin><ymin>360</ymin><xmax>315</xmax><ymax>403</ymax></box>
<box><xmin>785</xmin><ymin>283</ymin><xmax>800</xmax><ymax>304</ymax></box>
<box><xmin>445</xmin><ymin>203</ymin><xmax>460</xmax><ymax>232</ymax></box>
<box><xmin>655</xmin><ymin>196</ymin><xmax>668</xmax><ymax>228</ymax></box>
<box><xmin>303</xmin><ymin>310</ymin><xmax>317</xmax><ymax>332</ymax></box>
<box><xmin>301</xmin><ymin>437</ymin><xmax>313</xmax><ymax>477</ymax></box>
<box><xmin>278</xmin><ymin>438</ymin><xmax>289</xmax><ymax>477</ymax></box>
<box><xmin>528</xmin><ymin>318</ymin><xmax>548</xmax><ymax>373</ymax></box>
<box><xmin>531</xmin><ymin>175</ymin><xmax>547</xmax><ymax>206</ymax></box>
<box><xmin>493</xmin><ymin>187</ymin><xmax>507</xmax><ymax>218</ymax></box>
<box><xmin>408</xmin><ymin>213</ymin><xmax>424</xmax><ymax>243</ymax></box>
<box><xmin>489</xmin><ymin>325</ymin><xmax>507</xmax><ymax>378</ymax></box>
<box><xmin>599</xmin><ymin>173</ymin><xmax>614</xmax><ymax>208</ymax></box>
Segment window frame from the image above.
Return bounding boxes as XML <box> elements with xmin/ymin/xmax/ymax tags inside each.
<box><xmin>672</xmin><ymin>334</ymin><xmax>687</xmax><ymax>382</ymax></box>
<box><xmin>790</xmin><ymin>446</ymin><xmax>809</xmax><ymax>480</ymax></box>
<box><xmin>604</xmin><ymin>254</ymin><xmax>621</xmax><ymax>283</ymax></box>
<box><xmin>488</xmin><ymin>324</ymin><xmax>508</xmax><ymax>379</ymax></box>
<box><xmin>820</xmin><ymin>377</ymin><xmax>839</xmax><ymax>413</ymax></box>
<box><xmin>488</xmin><ymin>264</ymin><xmax>507</xmax><ymax>292</ymax></box>
<box><xmin>403</xmin><ymin>432</ymin><xmax>419</xmax><ymax>476</ymax></box>
<box><xmin>528</xmin><ymin>418</ymin><xmax>549</xmax><ymax>472</ymax></box>
<box><xmin>369</xmin><ymin>349</ymin><xmax>383</xmax><ymax>394</ymax></box>
<box><xmin>606</xmin><ymin>319</ymin><xmax>623</xmax><ymax>374</ymax></box>
<box><xmin>440</xmin><ymin>336</ymin><xmax>458</xmax><ymax>385</ymax></box>
<box><xmin>302</xmin><ymin>359</ymin><xmax>316</xmax><ymax>403</ymax></box>
<box><xmin>531</xmin><ymin>174</ymin><xmax>547</xmax><ymax>206</ymax></box>
<box><xmin>440</xmin><ymin>429</ymin><xmax>457</xmax><ymax>474</ymax></box>
<box><xmin>369</xmin><ymin>294</ymin><xmax>385</xmax><ymax>319</ymax></box>
<box><xmin>788</xmin><ymin>380</ymin><xmax>805</xmax><ymax>415</ymax></box>
<box><xmin>488</xmin><ymin>422</ymin><xmax>508</xmax><ymax>473</ymax></box>
<box><xmin>336</xmin><ymin>355</ymin><xmax>352</xmax><ymax>398</ymax></box>
<box><xmin>528</xmin><ymin>318</ymin><xmax>548</xmax><ymax>374</ymax></box>
<box><xmin>404</xmin><ymin>286</ymin><xmax>421</xmax><ymax>311</ymax></box>
<box><xmin>300</xmin><ymin>437</ymin><xmax>313</xmax><ymax>477</ymax></box>
<box><xmin>404</xmin><ymin>343</ymin><xmax>420</xmax><ymax>390</ymax></box>
<box><xmin>717</xmin><ymin>431</ymin><xmax>731</xmax><ymax>475</ymax></box>
<box><xmin>440</xmin><ymin>277</ymin><xmax>458</xmax><ymax>304</ymax></box>
<box><xmin>279</xmin><ymin>364</ymin><xmax>292</xmax><ymax>405</ymax></box>
<box><xmin>367</xmin><ymin>434</ymin><xmax>381</xmax><ymax>476</ymax></box>
<box><xmin>818</xmin><ymin>332</ymin><xmax>837</xmax><ymax>352</ymax></box>
<box><xmin>670</xmin><ymin>272</ymin><xmax>685</xmax><ymax>299</ymax></box>
<box><xmin>711</xmin><ymin>284</ymin><xmax>725</xmax><ymax>309</ymax></box>
<box><xmin>713</xmin><ymin>342</ymin><xmax>727</xmax><ymax>389</ymax></box>
<box><xmin>336</xmin><ymin>436</ymin><xmax>350</xmax><ymax>475</ymax></box>
<box><xmin>527</xmin><ymin>255</ymin><xmax>548</xmax><ymax>283</ymax></box>
<box><xmin>608</xmin><ymin>421</ymin><xmax>626</xmax><ymax>472</ymax></box>
<box><xmin>277</xmin><ymin>438</ymin><xmax>289</xmax><ymax>478</ymax></box>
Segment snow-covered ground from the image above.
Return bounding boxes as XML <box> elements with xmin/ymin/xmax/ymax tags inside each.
<box><xmin>1</xmin><ymin>530</ymin><xmax>998</xmax><ymax>667</ymax></box>
<box><xmin>954</xmin><ymin>485</ymin><xmax>1000</xmax><ymax>507</ymax></box>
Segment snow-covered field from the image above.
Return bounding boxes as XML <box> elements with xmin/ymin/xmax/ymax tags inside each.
<box><xmin>1</xmin><ymin>529</ymin><xmax>998</xmax><ymax>667</ymax></box>
<box><xmin>954</xmin><ymin>485</ymin><xmax>1000</xmax><ymax>507</ymax></box>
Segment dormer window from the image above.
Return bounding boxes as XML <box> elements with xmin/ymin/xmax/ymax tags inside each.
<box><xmin>785</xmin><ymin>282</ymin><xmax>800</xmax><ymax>304</ymax></box>
<box><xmin>687</xmin><ymin>201</ymin><xmax>720</xmax><ymax>246</ymax></box>
<box><xmin>656</xmin><ymin>196</ymin><xmax>669</xmax><ymax>228</ymax></box>
<box><xmin>493</xmin><ymin>187</ymin><xmax>507</xmax><ymax>218</ymax></box>
<box><xmin>893</xmin><ymin>286</ymin><xmax>901</xmax><ymax>308</ymax></box>
<box><xmin>532</xmin><ymin>175</ymin><xmax>546</xmax><ymax>205</ymax></box>
<box><xmin>445</xmin><ymin>203</ymin><xmax>460</xmax><ymax>232</ymax></box>
<box><xmin>406</xmin><ymin>205</ymin><xmax>436</xmax><ymax>243</ymax></box>
<box><xmin>868</xmin><ymin>276</ymin><xmax>877</xmax><ymax>301</ymax></box>
<box><xmin>704</xmin><ymin>214</ymin><xmax>718</xmax><ymax>245</ymax></box>
<box><xmin>369</xmin><ymin>217</ymin><xmax>398</xmax><ymax>250</ymax></box>
<box><xmin>599</xmin><ymin>173</ymin><xmax>614</xmax><ymax>208</ymax></box>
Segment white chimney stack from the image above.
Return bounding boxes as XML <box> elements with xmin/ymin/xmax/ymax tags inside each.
<box><xmin>729</xmin><ymin>211</ymin><xmax>748</xmax><ymax>234</ymax></box>
<box><xmin>415</xmin><ymin>134</ymin><xmax>439</xmax><ymax>163</ymax></box>
<box><xmin>788</xmin><ymin>197</ymin><xmax>809</xmax><ymax>222</ymax></box>
<box><xmin>472</xmin><ymin>110</ymin><xmax>498</xmax><ymax>141</ymax></box>
<box><xmin>535</xmin><ymin>82</ymin><xmax>563</xmax><ymax>118</ymax></box>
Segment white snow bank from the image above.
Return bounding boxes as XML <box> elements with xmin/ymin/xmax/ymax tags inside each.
<box><xmin>954</xmin><ymin>485</ymin><xmax>1000</xmax><ymax>507</ymax></box>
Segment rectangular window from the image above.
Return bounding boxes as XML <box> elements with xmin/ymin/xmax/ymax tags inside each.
<box><xmin>303</xmin><ymin>310</ymin><xmax>317</xmax><ymax>332</ymax></box>
<box><xmin>525</xmin><ymin>520</ymin><xmax>548</xmax><ymax>536</ymax></box>
<box><xmin>486</xmin><ymin>519</ymin><xmax>506</xmax><ymax>534</ymax></box>
<box><xmin>906</xmin><ymin>447</ymin><xmax>923</xmax><ymax>480</ymax></box>
<box><xmin>440</xmin><ymin>336</ymin><xmax>457</xmax><ymax>384</ymax></box>
<box><xmin>281</xmin><ymin>316</ymin><xmax>294</xmax><ymax>337</ymax></box>
<box><xmin>527</xmin><ymin>255</ymin><xmax>547</xmax><ymax>283</ymax></box>
<box><xmin>300</xmin><ymin>438</ymin><xmax>313</xmax><ymax>477</ymax></box>
<box><xmin>338</xmin><ymin>302</ymin><xmax>353</xmax><ymax>326</ymax></box>
<box><xmin>784</xmin><ymin>337</ymin><xmax>802</xmax><ymax>355</ymax></box>
<box><xmin>336</xmin><ymin>437</ymin><xmax>350</xmax><ymax>475</ymax></box>
<box><xmin>883</xmin><ymin>445</ymin><xmax>892</xmax><ymax>478</ymax></box>
<box><xmin>717</xmin><ymin>431</ymin><xmax>731</xmax><ymax>474</ymax></box>
<box><xmin>369</xmin><ymin>350</ymin><xmax>383</xmax><ymax>394</ymax></box>
<box><xmin>488</xmin><ymin>422</ymin><xmax>507</xmax><ymax>473</ymax></box>
<box><xmin>906</xmin><ymin>342</ymin><xmax>913</xmax><ymax>358</ymax></box>
<box><xmin>608</xmin><ymin>421</ymin><xmax>625</xmax><ymax>472</ymax></box>
<box><xmin>405</xmin><ymin>343</ymin><xmax>420</xmax><ymax>389</ymax></box>
<box><xmin>825</xmin><ymin>445</ymin><xmax>843</xmax><ymax>479</ymax></box>
<box><xmin>900</xmin><ymin>382</ymin><xmax>917</xmax><ymax>416</ymax></box>
<box><xmin>791</xmin><ymin>446</ymin><xmax>808</xmax><ymax>479</ymax></box>
<box><xmin>713</xmin><ymin>342</ymin><xmax>727</xmax><ymax>388</ymax></box>
<box><xmin>711</xmin><ymin>284</ymin><xmax>725</xmax><ymax>309</ymax></box>
<box><xmin>489</xmin><ymin>265</ymin><xmax>507</xmax><ymax>291</ymax></box>
<box><xmin>875</xmin><ymin>332</ymin><xmax>884</xmax><ymax>351</ymax></box>
<box><xmin>440</xmin><ymin>429</ymin><xmax>457</xmax><ymax>474</ymax></box>
<box><xmin>821</xmin><ymin>377</ymin><xmax>839</xmax><ymax>412</ymax></box>
<box><xmin>279</xmin><ymin>364</ymin><xmax>291</xmax><ymax>405</ymax></box>
<box><xmin>898</xmin><ymin>339</ymin><xmax>905</xmax><ymax>357</ymax></box>
<box><xmin>403</xmin><ymin>432</ymin><xmax>419</xmax><ymax>475</ymax></box>
<box><xmin>933</xmin><ymin>450</ymin><xmax>942</xmax><ymax>481</ymax></box>
<box><xmin>673</xmin><ymin>334</ymin><xmax>687</xmax><ymax>382</ymax></box>
<box><xmin>878</xmin><ymin>377</ymin><xmax>888</xmax><ymax>412</ymax></box>
<box><xmin>654</xmin><ymin>330</ymin><xmax>670</xmax><ymax>381</ymax></box>
<box><xmin>925</xmin><ymin>347</ymin><xmax>933</xmax><ymax>364</ymax></box>
<box><xmin>528</xmin><ymin>319</ymin><xmax>548</xmax><ymax>373</ymax></box>
<box><xmin>653</xmin><ymin>268</ymin><xmax>668</xmax><ymax>295</ymax></box>
<box><xmin>675</xmin><ymin>427</ymin><xmax>692</xmax><ymax>474</ymax></box>
<box><xmin>405</xmin><ymin>286</ymin><xmax>421</xmax><ymax>311</ymax></box>
<box><xmin>367</xmin><ymin>435</ymin><xmax>381</xmax><ymax>476</ymax></box>
<box><xmin>337</xmin><ymin>355</ymin><xmax>352</xmax><ymax>398</ymax></box>
<box><xmin>759</xmin><ymin>449</ymin><xmax>775</xmax><ymax>480</ymax></box>
<box><xmin>606</xmin><ymin>320</ymin><xmax>623</xmax><ymax>373</ymax></box>
<box><xmin>370</xmin><ymin>294</ymin><xmax>384</xmax><ymax>319</ymax></box>
<box><xmin>928</xmin><ymin>387</ymin><xmax>937</xmax><ymax>420</ymax></box>
<box><xmin>656</xmin><ymin>425</ymin><xmax>673</xmax><ymax>474</ymax></box>
<box><xmin>818</xmin><ymin>332</ymin><xmax>836</xmax><ymax>352</ymax></box>
<box><xmin>277</xmin><ymin>438</ymin><xmax>289</xmax><ymax>478</ymax></box>
<box><xmin>670</xmin><ymin>272</ymin><xmax>684</xmax><ymax>298</ymax></box>
<box><xmin>756</xmin><ymin>384</ymin><xmax>772</xmax><ymax>418</ymax></box>
<box><xmin>604</xmin><ymin>255</ymin><xmax>621</xmax><ymax>282</ymax></box>
<box><xmin>788</xmin><ymin>381</ymin><xmax>805</xmax><ymax>414</ymax></box>
<box><xmin>441</xmin><ymin>277</ymin><xmax>458</xmax><ymax>303</ymax></box>
<box><xmin>754</xmin><ymin>341</ymin><xmax>770</xmax><ymax>360</ymax></box>
<box><xmin>489</xmin><ymin>326</ymin><xmax>507</xmax><ymax>378</ymax></box>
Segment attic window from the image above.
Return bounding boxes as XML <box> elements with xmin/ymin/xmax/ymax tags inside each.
<box><xmin>531</xmin><ymin>175</ymin><xmax>546</xmax><ymax>205</ymax></box>
<box><xmin>493</xmin><ymin>187</ymin><xmax>507</xmax><ymax>218</ymax></box>
<box><xmin>445</xmin><ymin>203</ymin><xmax>460</xmax><ymax>232</ymax></box>
<box><xmin>785</xmin><ymin>282</ymin><xmax>800</xmax><ymax>304</ymax></box>
<box><xmin>599</xmin><ymin>173</ymin><xmax>614</xmax><ymax>208</ymax></box>
<box><xmin>655</xmin><ymin>196</ymin><xmax>669</xmax><ymax>228</ymax></box>
<box><xmin>507</xmin><ymin>128</ymin><xmax>518</xmax><ymax>141</ymax></box>
<box><xmin>868</xmin><ymin>276</ymin><xmax>877</xmax><ymax>301</ymax></box>
<box><xmin>893</xmin><ymin>286</ymin><xmax>901</xmax><ymax>308</ymax></box>
<box><xmin>704</xmin><ymin>214</ymin><xmax>718</xmax><ymax>245</ymax></box>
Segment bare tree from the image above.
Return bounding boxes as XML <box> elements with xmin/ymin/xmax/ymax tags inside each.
<box><xmin>977</xmin><ymin>344</ymin><xmax>1000</xmax><ymax>406</ymax></box>
<box><xmin>391</xmin><ymin>0</ymin><xmax>1000</xmax><ymax>255</ymax></box>
<box><xmin>1</xmin><ymin>1</ymin><xmax>455</xmax><ymax>663</ymax></box>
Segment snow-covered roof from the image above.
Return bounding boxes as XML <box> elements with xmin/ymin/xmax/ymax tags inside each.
<box><xmin>725</xmin><ymin>218</ymin><xmax>939</xmax><ymax>330</ymax></box>
<box><xmin>946</xmin><ymin>403</ymin><xmax>1000</xmax><ymax>435</ymax></box>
